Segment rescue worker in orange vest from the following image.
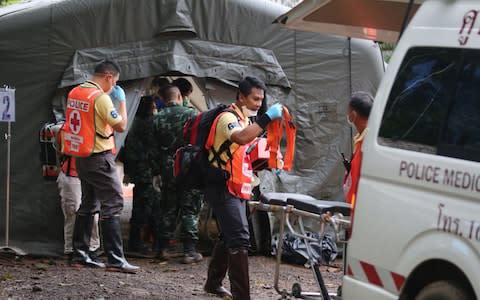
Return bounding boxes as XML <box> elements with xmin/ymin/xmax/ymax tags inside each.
<box><xmin>343</xmin><ymin>91</ymin><xmax>373</xmax><ymax>205</ymax></box>
<box><xmin>62</xmin><ymin>60</ymin><xmax>139</xmax><ymax>273</ymax></box>
<box><xmin>203</xmin><ymin>76</ymin><xmax>283</xmax><ymax>300</ymax></box>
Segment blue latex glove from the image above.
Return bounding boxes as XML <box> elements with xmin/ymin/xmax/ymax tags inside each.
<box><xmin>265</xmin><ymin>103</ymin><xmax>283</xmax><ymax>120</ymax></box>
<box><xmin>109</xmin><ymin>85</ymin><xmax>126</xmax><ymax>102</ymax></box>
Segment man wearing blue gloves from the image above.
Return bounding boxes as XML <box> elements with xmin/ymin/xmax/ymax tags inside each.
<box><xmin>203</xmin><ymin>76</ymin><xmax>283</xmax><ymax>299</ymax></box>
<box><xmin>65</xmin><ymin>60</ymin><xmax>139</xmax><ymax>274</ymax></box>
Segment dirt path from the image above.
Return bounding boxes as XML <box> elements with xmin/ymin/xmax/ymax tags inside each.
<box><xmin>0</xmin><ymin>254</ymin><xmax>343</xmax><ymax>299</ymax></box>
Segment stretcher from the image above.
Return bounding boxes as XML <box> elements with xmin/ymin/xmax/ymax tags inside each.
<box><xmin>248</xmin><ymin>192</ymin><xmax>351</xmax><ymax>299</ymax></box>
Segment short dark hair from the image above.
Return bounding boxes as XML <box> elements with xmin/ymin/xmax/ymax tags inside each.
<box><xmin>94</xmin><ymin>60</ymin><xmax>121</xmax><ymax>76</ymax></box>
<box><xmin>136</xmin><ymin>96</ymin><xmax>155</xmax><ymax>118</ymax></box>
<box><xmin>350</xmin><ymin>91</ymin><xmax>374</xmax><ymax>118</ymax></box>
<box><xmin>237</xmin><ymin>76</ymin><xmax>267</xmax><ymax>100</ymax></box>
<box><xmin>160</xmin><ymin>84</ymin><xmax>180</xmax><ymax>102</ymax></box>
<box><xmin>151</xmin><ymin>76</ymin><xmax>170</xmax><ymax>88</ymax></box>
<box><xmin>172</xmin><ymin>78</ymin><xmax>193</xmax><ymax>97</ymax></box>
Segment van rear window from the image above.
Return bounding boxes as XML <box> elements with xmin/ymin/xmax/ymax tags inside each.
<box><xmin>378</xmin><ymin>47</ymin><xmax>480</xmax><ymax>163</ymax></box>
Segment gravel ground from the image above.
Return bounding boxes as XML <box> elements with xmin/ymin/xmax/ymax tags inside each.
<box><xmin>0</xmin><ymin>253</ymin><xmax>343</xmax><ymax>300</ymax></box>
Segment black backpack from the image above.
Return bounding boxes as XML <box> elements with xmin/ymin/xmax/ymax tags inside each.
<box><xmin>39</xmin><ymin>120</ymin><xmax>64</xmax><ymax>180</ymax></box>
<box><xmin>173</xmin><ymin>104</ymin><xmax>233</xmax><ymax>190</ymax></box>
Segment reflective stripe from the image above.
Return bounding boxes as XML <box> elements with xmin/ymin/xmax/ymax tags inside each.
<box><xmin>347</xmin><ymin>257</ymin><xmax>406</xmax><ymax>296</ymax></box>
<box><xmin>391</xmin><ymin>272</ymin><xmax>406</xmax><ymax>292</ymax></box>
<box><xmin>360</xmin><ymin>261</ymin><xmax>383</xmax><ymax>288</ymax></box>
<box><xmin>348</xmin><ymin>256</ymin><xmax>369</xmax><ymax>284</ymax></box>
<box><xmin>376</xmin><ymin>264</ymin><xmax>398</xmax><ymax>294</ymax></box>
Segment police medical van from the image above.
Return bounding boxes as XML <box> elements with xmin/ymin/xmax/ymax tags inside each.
<box><xmin>278</xmin><ymin>0</ymin><xmax>480</xmax><ymax>299</ymax></box>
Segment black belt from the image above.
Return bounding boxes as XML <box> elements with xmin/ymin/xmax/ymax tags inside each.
<box><xmin>91</xmin><ymin>150</ymin><xmax>112</xmax><ymax>156</ymax></box>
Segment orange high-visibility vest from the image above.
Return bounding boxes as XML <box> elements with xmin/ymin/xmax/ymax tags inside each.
<box><xmin>61</xmin><ymin>85</ymin><xmax>104</xmax><ymax>157</ymax></box>
<box><xmin>61</xmin><ymin>156</ymin><xmax>78</xmax><ymax>177</ymax></box>
<box><xmin>224</xmin><ymin>142</ymin><xmax>253</xmax><ymax>199</ymax></box>
<box><xmin>266</xmin><ymin>105</ymin><xmax>296</xmax><ymax>171</ymax></box>
<box><xmin>206</xmin><ymin>108</ymin><xmax>254</xmax><ymax>200</ymax></box>
<box><xmin>343</xmin><ymin>137</ymin><xmax>364</xmax><ymax>204</ymax></box>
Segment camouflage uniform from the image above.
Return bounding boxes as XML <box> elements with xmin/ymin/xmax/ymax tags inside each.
<box><xmin>152</xmin><ymin>103</ymin><xmax>204</xmax><ymax>246</ymax></box>
<box><xmin>123</xmin><ymin>115</ymin><xmax>160</xmax><ymax>251</ymax></box>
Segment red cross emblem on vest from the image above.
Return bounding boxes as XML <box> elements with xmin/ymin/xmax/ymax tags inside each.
<box><xmin>69</xmin><ymin>110</ymin><xmax>81</xmax><ymax>135</ymax></box>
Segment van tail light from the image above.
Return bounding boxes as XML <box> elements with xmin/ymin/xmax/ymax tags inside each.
<box><xmin>347</xmin><ymin>149</ymin><xmax>362</xmax><ymax>240</ymax></box>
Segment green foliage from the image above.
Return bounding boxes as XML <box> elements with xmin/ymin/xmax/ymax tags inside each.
<box><xmin>1</xmin><ymin>0</ymin><xmax>22</xmax><ymax>7</ymax></box>
<box><xmin>380</xmin><ymin>42</ymin><xmax>396</xmax><ymax>63</ymax></box>
<box><xmin>270</xmin><ymin>0</ymin><xmax>302</xmax><ymax>8</ymax></box>
<box><xmin>381</xmin><ymin>42</ymin><xmax>396</xmax><ymax>51</ymax></box>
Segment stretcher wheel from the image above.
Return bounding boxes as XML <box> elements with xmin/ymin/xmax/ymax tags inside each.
<box><xmin>292</xmin><ymin>282</ymin><xmax>302</xmax><ymax>298</ymax></box>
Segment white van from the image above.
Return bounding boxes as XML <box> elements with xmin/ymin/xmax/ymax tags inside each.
<box><xmin>279</xmin><ymin>0</ymin><xmax>480</xmax><ymax>299</ymax></box>
<box><xmin>344</xmin><ymin>1</ymin><xmax>480</xmax><ymax>299</ymax></box>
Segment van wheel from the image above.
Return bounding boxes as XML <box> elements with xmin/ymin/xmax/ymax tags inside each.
<box><xmin>415</xmin><ymin>280</ymin><xmax>472</xmax><ymax>300</ymax></box>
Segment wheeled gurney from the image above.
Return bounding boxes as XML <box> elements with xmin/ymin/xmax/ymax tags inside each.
<box><xmin>248</xmin><ymin>192</ymin><xmax>351</xmax><ymax>299</ymax></box>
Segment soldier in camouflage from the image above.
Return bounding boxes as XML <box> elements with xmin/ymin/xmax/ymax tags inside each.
<box><xmin>122</xmin><ymin>96</ymin><xmax>160</xmax><ymax>256</ymax></box>
<box><xmin>152</xmin><ymin>85</ymin><xmax>204</xmax><ymax>264</ymax></box>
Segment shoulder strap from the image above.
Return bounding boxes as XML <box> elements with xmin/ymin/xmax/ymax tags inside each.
<box><xmin>282</xmin><ymin>106</ymin><xmax>296</xmax><ymax>171</ymax></box>
<box><xmin>266</xmin><ymin>105</ymin><xmax>296</xmax><ymax>171</ymax></box>
<box><xmin>205</xmin><ymin>107</ymin><xmax>236</xmax><ymax>151</ymax></box>
<box><xmin>205</xmin><ymin>108</ymin><xmax>238</xmax><ymax>166</ymax></box>
<box><xmin>209</xmin><ymin>139</ymin><xmax>232</xmax><ymax>167</ymax></box>
<box><xmin>65</xmin><ymin>156</ymin><xmax>73</xmax><ymax>177</ymax></box>
<box><xmin>55</xmin><ymin>121</ymin><xmax>65</xmax><ymax>152</ymax></box>
<box><xmin>267</xmin><ymin>118</ymin><xmax>282</xmax><ymax>169</ymax></box>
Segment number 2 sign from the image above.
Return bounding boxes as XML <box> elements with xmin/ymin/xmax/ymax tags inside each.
<box><xmin>0</xmin><ymin>88</ymin><xmax>15</xmax><ymax>122</ymax></box>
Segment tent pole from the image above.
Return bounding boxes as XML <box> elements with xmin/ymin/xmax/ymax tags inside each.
<box><xmin>1</xmin><ymin>121</ymin><xmax>26</xmax><ymax>256</ymax></box>
<box><xmin>5</xmin><ymin>121</ymin><xmax>10</xmax><ymax>246</ymax></box>
<box><xmin>347</xmin><ymin>37</ymin><xmax>353</xmax><ymax>154</ymax></box>
<box><xmin>398</xmin><ymin>0</ymin><xmax>415</xmax><ymax>42</ymax></box>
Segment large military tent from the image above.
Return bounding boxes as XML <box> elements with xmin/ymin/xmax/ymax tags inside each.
<box><xmin>0</xmin><ymin>0</ymin><xmax>384</xmax><ymax>256</ymax></box>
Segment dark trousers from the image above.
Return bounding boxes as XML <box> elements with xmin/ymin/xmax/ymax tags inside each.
<box><xmin>131</xmin><ymin>182</ymin><xmax>160</xmax><ymax>227</ymax></box>
<box><xmin>205</xmin><ymin>184</ymin><xmax>250</xmax><ymax>249</ymax></box>
<box><xmin>157</xmin><ymin>179</ymin><xmax>203</xmax><ymax>241</ymax></box>
<box><xmin>76</xmin><ymin>152</ymin><xmax>124</xmax><ymax>217</ymax></box>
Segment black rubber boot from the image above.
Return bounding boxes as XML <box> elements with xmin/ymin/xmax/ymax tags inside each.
<box><xmin>101</xmin><ymin>215</ymin><xmax>140</xmax><ymax>274</ymax></box>
<box><xmin>128</xmin><ymin>223</ymin><xmax>143</xmax><ymax>251</ymax></box>
<box><xmin>228</xmin><ymin>247</ymin><xmax>250</xmax><ymax>300</ymax></box>
<box><xmin>204</xmin><ymin>240</ymin><xmax>232</xmax><ymax>298</ymax></box>
<box><xmin>71</xmin><ymin>214</ymin><xmax>105</xmax><ymax>268</ymax></box>
<box><xmin>127</xmin><ymin>223</ymin><xmax>151</xmax><ymax>257</ymax></box>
